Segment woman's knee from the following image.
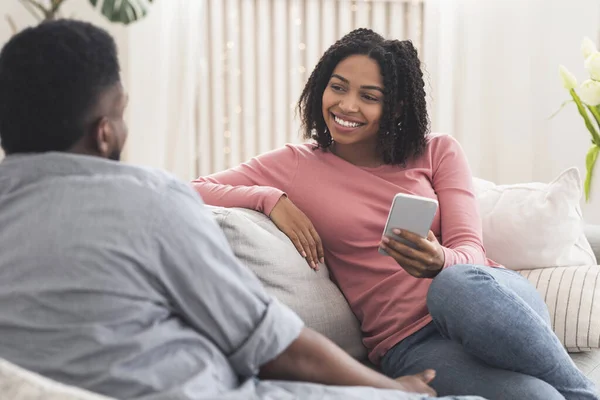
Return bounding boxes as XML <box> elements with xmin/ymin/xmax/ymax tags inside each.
<box><xmin>426</xmin><ymin>264</ymin><xmax>479</xmax><ymax>313</ymax></box>
<box><xmin>489</xmin><ymin>377</ymin><xmax>564</xmax><ymax>400</ymax></box>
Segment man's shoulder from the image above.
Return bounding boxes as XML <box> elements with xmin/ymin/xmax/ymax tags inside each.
<box><xmin>0</xmin><ymin>152</ymin><xmax>197</xmax><ymax>207</ymax></box>
<box><xmin>115</xmin><ymin>162</ymin><xmax>187</xmax><ymax>192</ymax></box>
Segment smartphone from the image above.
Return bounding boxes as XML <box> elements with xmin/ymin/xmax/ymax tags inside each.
<box><xmin>379</xmin><ymin>193</ymin><xmax>439</xmax><ymax>255</ymax></box>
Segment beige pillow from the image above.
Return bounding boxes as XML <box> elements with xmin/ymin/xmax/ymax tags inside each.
<box><xmin>0</xmin><ymin>358</ymin><xmax>113</xmax><ymax>400</ymax></box>
<box><xmin>473</xmin><ymin>168</ymin><xmax>596</xmax><ymax>270</ymax></box>
<box><xmin>519</xmin><ymin>265</ymin><xmax>600</xmax><ymax>351</ymax></box>
<box><xmin>209</xmin><ymin>206</ymin><xmax>368</xmax><ymax>360</ymax></box>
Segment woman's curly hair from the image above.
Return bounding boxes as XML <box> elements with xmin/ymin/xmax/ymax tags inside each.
<box><xmin>297</xmin><ymin>28</ymin><xmax>429</xmax><ymax>165</ymax></box>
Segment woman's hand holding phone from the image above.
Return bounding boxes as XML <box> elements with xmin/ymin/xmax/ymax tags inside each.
<box><xmin>380</xmin><ymin>229</ymin><xmax>445</xmax><ymax>278</ymax></box>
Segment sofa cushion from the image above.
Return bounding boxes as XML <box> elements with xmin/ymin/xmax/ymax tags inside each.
<box><xmin>209</xmin><ymin>206</ymin><xmax>368</xmax><ymax>359</ymax></box>
<box><xmin>571</xmin><ymin>350</ymin><xmax>600</xmax><ymax>386</ymax></box>
<box><xmin>0</xmin><ymin>359</ymin><xmax>113</xmax><ymax>400</ymax></box>
<box><xmin>473</xmin><ymin>168</ymin><xmax>596</xmax><ymax>270</ymax></box>
<box><xmin>519</xmin><ymin>265</ymin><xmax>600</xmax><ymax>351</ymax></box>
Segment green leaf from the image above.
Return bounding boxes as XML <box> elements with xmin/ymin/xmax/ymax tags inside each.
<box><xmin>88</xmin><ymin>0</ymin><xmax>152</xmax><ymax>24</ymax></box>
<box><xmin>585</xmin><ymin>145</ymin><xmax>600</xmax><ymax>202</ymax></box>
<box><xmin>549</xmin><ymin>99</ymin><xmax>574</xmax><ymax>120</ymax></box>
<box><xmin>587</xmin><ymin>104</ymin><xmax>600</xmax><ymax>137</ymax></box>
<box><xmin>570</xmin><ymin>89</ymin><xmax>600</xmax><ymax>146</ymax></box>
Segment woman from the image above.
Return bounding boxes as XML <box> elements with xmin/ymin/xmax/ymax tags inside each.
<box><xmin>192</xmin><ymin>28</ymin><xmax>597</xmax><ymax>400</ymax></box>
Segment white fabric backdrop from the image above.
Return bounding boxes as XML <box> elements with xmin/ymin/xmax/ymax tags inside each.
<box><xmin>121</xmin><ymin>0</ymin><xmax>600</xmax><ymax>221</ymax></box>
<box><xmin>123</xmin><ymin>0</ymin><xmax>424</xmax><ymax>180</ymax></box>
<box><xmin>124</xmin><ymin>0</ymin><xmax>203</xmax><ymax>181</ymax></box>
<box><xmin>423</xmin><ymin>0</ymin><xmax>600</xmax><ymax>222</ymax></box>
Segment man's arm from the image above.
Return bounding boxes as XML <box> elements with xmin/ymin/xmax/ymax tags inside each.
<box><xmin>261</xmin><ymin>327</ymin><xmax>427</xmax><ymax>391</ymax></box>
<box><xmin>151</xmin><ymin>180</ymin><xmax>432</xmax><ymax>394</ymax></box>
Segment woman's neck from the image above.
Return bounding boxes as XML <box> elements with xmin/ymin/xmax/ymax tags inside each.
<box><xmin>330</xmin><ymin>141</ymin><xmax>383</xmax><ymax>168</ymax></box>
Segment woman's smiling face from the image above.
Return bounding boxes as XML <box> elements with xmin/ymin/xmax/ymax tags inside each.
<box><xmin>321</xmin><ymin>54</ymin><xmax>384</xmax><ymax>147</ymax></box>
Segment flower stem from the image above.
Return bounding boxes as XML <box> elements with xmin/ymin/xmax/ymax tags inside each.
<box><xmin>570</xmin><ymin>89</ymin><xmax>600</xmax><ymax>145</ymax></box>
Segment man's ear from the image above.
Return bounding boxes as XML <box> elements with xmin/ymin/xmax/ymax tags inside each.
<box><xmin>94</xmin><ymin>117</ymin><xmax>113</xmax><ymax>158</ymax></box>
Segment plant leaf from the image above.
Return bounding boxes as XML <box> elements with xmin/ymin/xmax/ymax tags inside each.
<box><xmin>570</xmin><ymin>88</ymin><xmax>600</xmax><ymax>146</ymax></box>
<box><xmin>18</xmin><ymin>0</ymin><xmax>44</xmax><ymax>21</ymax></box>
<box><xmin>549</xmin><ymin>99</ymin><xmax>574</xmax><ymax>120</ymax></box>
<box><xmin>587</xmin><ymin>104</ymin><xmax>600</xmax><ymax>139</ymax></box>
<box><xmin>89</xmin><ymin>0</ymin><xmax>152</xmax><ymax>24</ymax></box>
<box><xmin>585</xmin><ymin>145</ymin><xmax>600</xmax><ymax>202</ymax></box>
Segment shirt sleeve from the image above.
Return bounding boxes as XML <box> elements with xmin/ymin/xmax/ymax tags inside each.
<box><xmin>152</xmin><ymin>179</ymin><xmax>304</xmax><ymax>377</ymax></box>
<box><xmin>191</xmin><ymin>145</ymin><xmax>300</xmax><ymax>216</ymax></box>
<box><xmin>431</xmin><ymin>135</ymin><xmax>488</xmax><ymax>267</ymax></box>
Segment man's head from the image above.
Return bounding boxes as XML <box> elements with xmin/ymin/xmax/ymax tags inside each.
<box><xmin>0</xmin><ymin>19</ymin><xmax>127</xmax><ymax>160</ymax></box>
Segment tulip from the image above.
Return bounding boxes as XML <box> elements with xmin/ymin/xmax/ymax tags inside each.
<box><xmin>581</xmin><ymin>37</ymin><xmax>598</xmax><ymax>60</ymax></box>
<box><xmin>559</xmin><ymin>65</ymin><xmax>578</xmax><ymax>89</ymax></box>
<box><xmin>585</xmin><ymin>52</ymin><xmax>600</xmax><ymax>81</ymax></box>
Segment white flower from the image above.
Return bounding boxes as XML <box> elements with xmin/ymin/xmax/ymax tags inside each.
<box><xmin>579</xmin><ymin>79</ymin><xmax>600</xmax><ymax>106</ymax></box>
<box><xmin>585</xmin><ymin>52</ymin><xmax>600</xmax><ymax>81</ymax></box>
<box><xmin>559</xmin><ymin>65</ymin><xmax>578</xmax><ymax>89</ymax></box>
<box><xmin>582</xmin><ymin>37</ymin><xmax>598</xmax><ymax>60</ymax></box>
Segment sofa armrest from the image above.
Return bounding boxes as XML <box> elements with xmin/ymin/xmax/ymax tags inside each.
<box><xmin>584</xmin><ymin>224</ymin><xmax>600</xmax><ymax>262</ymax></box>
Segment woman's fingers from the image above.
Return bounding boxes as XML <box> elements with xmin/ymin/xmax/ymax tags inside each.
<box><xmin>380</xmin><ymin>241</ymin><xmax>426</xmax><ymax>278</ymax></box>
<box><xmin>309</xmin><ymin>226</ymin><xmax>325</xmax><ymax>264</ymax></box>
<box><xmin>269</xmin><ymin>196</ymin><xmax>323</xmax><ymax>270</ymax></box>
<box><xmin>304</xmin><ymin>225</ymin><xmax>325</xmax><ymax>267</ymax></box>
<box><xmin>382</xmin><ymin>236</ymin><xmax>434</xmax><ymax>266</ymax></box>
<box><xmin>288</xmin><ymin>231</ymin><xmax>308</xmax><ymax>259</ymax></box>
<box><xmin>295</xmin><ymin>228</ymin><xmax>318</xmax><ymax>270</ymax></box>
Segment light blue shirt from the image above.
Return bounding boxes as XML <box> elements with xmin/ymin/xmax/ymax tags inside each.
<box><xmin>0</xmin><ymin>153</ymin><xmax>306</xmax><ymax>399</ymax></box>
<box><xmin>0</xmin><ymin>153</ymin><xmax>435</xmax><ymax>400</ymax></box>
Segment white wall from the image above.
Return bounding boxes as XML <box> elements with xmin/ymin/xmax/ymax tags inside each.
<box><xmin>424</xmin><ymin>0</ymin><xmax>600</xmax><ymax>223</ymax></box>
<box><xmin>539</xmin><ymin>0</ymin><xmax>600</xmax><ymax>222</ymax></box>
<box><xmin>1</xmin><ymin>1</ymin><xmax>600</xmax><ymax>224</ymax></box>
<box><xmin>0</xmin><ymin>1</ymin><xmax>129</xmax><ymax>76</ymax></box>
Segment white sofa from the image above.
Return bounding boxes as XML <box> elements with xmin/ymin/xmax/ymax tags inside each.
<box><xmin>2</xmin><ymin>200</ymin><xmax>600</xmax><ymax>398</ymax></box>
<box><xmin>210</xmin><ymin>206</ymin><xmax>600</xmax><ymax>388</ymax></box>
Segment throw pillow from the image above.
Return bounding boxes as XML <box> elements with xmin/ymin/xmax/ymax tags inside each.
<box><xmin>0</xmin><ymin>358</ymin><xmax>113</xmax><ymax>400</ymax></box>
<box><xmin>520</xmin><ymin>265</ymin><xmax>600</xmax><ymax>351</ymax></box>
<box><xmin>473</xmin><ymin>167</ymin><xmax>596</xmax><ymax>270</ymax></box>
<box><xmin>209</xmin><ymin>206</ymin><xmax>368</xmax><ymax>360</ymax></box>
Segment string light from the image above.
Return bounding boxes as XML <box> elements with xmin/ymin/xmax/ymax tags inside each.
<box><xmin>298</xmin><ymin>43</ymin><xmax>306</xmax><ymax>50</ymax></box>
<box><xmin>224</xmin><ymin>130</ymin><xmax>231</xmax><ymax>138</ymax></box>
<box><xmin>226</xmin><ymin>41</ymin><xmax>234</xmax><ymax>49</ymax></box>
<box><xmin>295</xmin><ymin>18</ymin><xmax>301</xmax><ymax>25</ymax></box>
<box><xmin>224</xmin><ymin>147</ymin><xmax>231</xmax><ymax>154</ymax></box>
<box><xmin>298</xmin><ymin>66</ymin><xmax>306</xmax><ymax>73</ymax></box>
<box><xmin>235</xmin><ymin>106</ymin><xmax>242</xmax><ymax>114</ymax></box>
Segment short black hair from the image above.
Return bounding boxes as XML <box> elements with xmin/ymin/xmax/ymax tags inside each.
<box><xmin>0</xmin><ymin>19</ymin><xmax>121</xmax><ymax>155</ymax></box>
<box><xmin>298</xmin><ymin>28</ymin><xmax>429</xmax><ymax>165</ymax></box>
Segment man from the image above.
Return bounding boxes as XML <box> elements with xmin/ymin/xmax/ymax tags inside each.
<box><xmin>0</xmin><ymin>20</ymin><xmax>482</xmax><ymax>400</ymax></box>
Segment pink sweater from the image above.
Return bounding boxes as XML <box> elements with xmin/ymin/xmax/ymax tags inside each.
<box><xmin>192</xmin><ymin>133</ymin><xmax>500</xmax><ymax>364</ymax></box>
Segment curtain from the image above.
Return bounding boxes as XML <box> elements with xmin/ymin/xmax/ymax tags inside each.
<box><xmin>123</xmin><ymin>0</ymin><xmax>425</xmax><ymax>179</ymax></box>
<box><xmin>423</xmin><ymin>0</ymin><xmax>600</xmax><ymax>222</ymax></box>
<box><xmin>124</xmin><ymin>0</ymin><xmax>204</xmax><ymax>180</ymax></box>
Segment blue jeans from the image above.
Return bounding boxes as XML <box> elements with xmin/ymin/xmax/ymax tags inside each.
<box><xmin>381</xmin><ymin>265</ymin><xmax>599</xmax><ymax>400</ymax></box>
